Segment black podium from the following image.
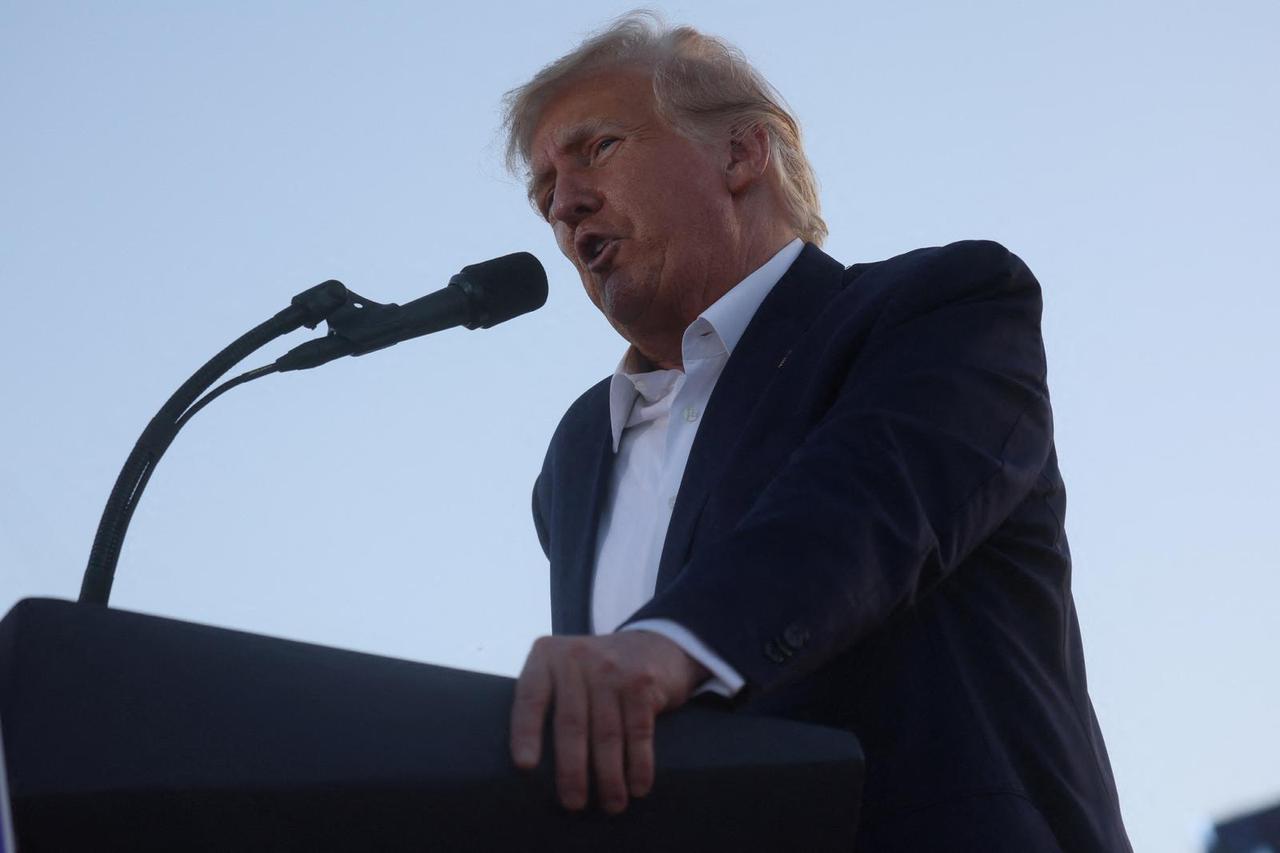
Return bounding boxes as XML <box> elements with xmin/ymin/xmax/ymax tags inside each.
<box><xmin>0</xmin><ymin>599</ymin><xmax>863</xmax><ymax>851</ymax></box>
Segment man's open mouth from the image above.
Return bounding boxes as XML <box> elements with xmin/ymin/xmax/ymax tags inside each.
<box><xmin>585</xmin><ymin>237</ymin><xmax>619</xmax><ymax>273</ymax></box>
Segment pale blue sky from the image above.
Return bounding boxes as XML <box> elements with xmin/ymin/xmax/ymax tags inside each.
<box><xmin>2</xmin><ymin>3</ymin><xmax>1277</xmax><ymax>850</ymax></box>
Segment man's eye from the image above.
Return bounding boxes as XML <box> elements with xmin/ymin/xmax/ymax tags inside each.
<box><xmin>594</xmin><ymin>137</ymin><xmax>618</xmax><ymax>158</ymax></box>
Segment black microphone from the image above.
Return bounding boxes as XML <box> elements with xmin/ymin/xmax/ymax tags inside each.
<box><xmin>275</xmin><ymin>252</ymin><xmax>547</xmax><ymax>372</ymax></box>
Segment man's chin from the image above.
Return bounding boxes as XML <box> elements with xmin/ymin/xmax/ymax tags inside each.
<box><xmin>599</xmin><ymin>274</ymin><xmax>647</xmax><ymax>327</ymax></box>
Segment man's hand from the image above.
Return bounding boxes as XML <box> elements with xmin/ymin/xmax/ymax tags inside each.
<box><xmin>509</xmin><ymin>631</ymin><xmax>709</xmax><ymax>814</ymax></box>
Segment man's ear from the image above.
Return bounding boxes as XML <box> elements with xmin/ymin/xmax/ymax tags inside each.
<box><xmin>725</xmin><ymin>123</ymin><xmax>772</xmax><ymax>195</ymax></box>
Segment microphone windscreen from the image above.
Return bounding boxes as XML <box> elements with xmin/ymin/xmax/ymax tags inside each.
<box><xmin>451</xmin><ymin>252</ymin><xmax>548</xmax><ymax>329</ymax></box>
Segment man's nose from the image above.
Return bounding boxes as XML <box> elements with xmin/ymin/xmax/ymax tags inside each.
<box><xmin>549</xmin><ymin>172</ymin><xmax>602</xmax><ymax>227</ymax></box>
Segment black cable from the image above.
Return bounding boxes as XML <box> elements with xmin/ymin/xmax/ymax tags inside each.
<box><xmin>116</xmin><ymin>364</ymin><xmax>279</xmax><ymax>524</ymax></box>
<box><xmin>99</xmin><ymin>364</ymin><xmax>282</xmax><ymax>590</ymax></box>
<box><xmin>81</xmin><ymin>279</ymin><xmax>350</xmax><ymax>605</ymax></box>
<box><xmin>173</xmin><ymin>364</ymin><xmax>279</xmax><ymax>434</ymax></box>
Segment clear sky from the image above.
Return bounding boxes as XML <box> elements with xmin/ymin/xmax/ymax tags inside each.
<box><xmin>2</xmin><ymin>2</ymin><xmax>1276</xmax><ymax>850</ymax></box>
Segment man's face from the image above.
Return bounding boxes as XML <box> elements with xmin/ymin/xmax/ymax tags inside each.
<box><xmin>528</xmin><ymin>69</ymin><xmax>737</xmax><ymax>351</ymax></box>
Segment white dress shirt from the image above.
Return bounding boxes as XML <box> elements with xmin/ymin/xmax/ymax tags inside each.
<box><xmin>591</xmin><ymin>238</ymin><xmax>805</xmax><ymax>697</ymax></box>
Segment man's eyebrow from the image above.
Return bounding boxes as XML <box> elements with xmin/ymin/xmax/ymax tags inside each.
<box><xmin>527</xmin><ymin>118</ymin><xmax>628</xmax><ymax>205</ymax></box>
<box><xmin>553</xmin><ymin>118</ymin><xmax>626</xmax><ymax>152</ymax></box>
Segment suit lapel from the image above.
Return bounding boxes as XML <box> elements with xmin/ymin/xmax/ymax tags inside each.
<box><xmin>654</xmin><ymin>243</ymin><xmax>847</xmax><ymax>590</ymax></box>
<box><xmin>550</xmin><ymin>383</ymin><xmax>614</xmax><ymax>636</ymax></box>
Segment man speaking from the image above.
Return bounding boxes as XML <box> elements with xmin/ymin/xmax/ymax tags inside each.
<box><xmin>503</xmin><ymin>13</ymin><xmax>1131</xmax><ymax>851</ymax></box>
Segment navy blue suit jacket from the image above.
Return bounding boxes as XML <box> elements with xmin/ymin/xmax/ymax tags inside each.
<box><xmin>532</xmin><ymin>241</ymin><xmax>1131</xmax><ymax>851</ymax></box>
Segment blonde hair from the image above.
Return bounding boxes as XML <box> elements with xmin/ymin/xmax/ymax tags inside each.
<box><xmin>502</xmin><ymin>10</ymin><xmax>827</xmax><ymax>246</ymax></box>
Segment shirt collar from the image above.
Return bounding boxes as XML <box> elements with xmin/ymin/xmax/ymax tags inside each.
<box><xmin>606</xmin><ymin>238</ymin><xmax>804</xmax><ymax>451</ymax></box>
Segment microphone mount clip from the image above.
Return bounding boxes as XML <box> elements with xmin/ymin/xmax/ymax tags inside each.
<box><xmin>321</xmin><ymin>292</ymin><xmax>406</xmax><ymax>349</ymax></box>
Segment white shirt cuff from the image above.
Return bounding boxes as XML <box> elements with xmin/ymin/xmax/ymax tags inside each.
<box><xmin>621</xmin><ymin>619</ymin><xmax>745</xmax><ymax>698</ymax></box>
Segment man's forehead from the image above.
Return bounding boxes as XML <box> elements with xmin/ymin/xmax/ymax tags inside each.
<box><xmin>528</xmin><ymin>72</ymin><xmax>652</xmax><ymax>159</ymax></box>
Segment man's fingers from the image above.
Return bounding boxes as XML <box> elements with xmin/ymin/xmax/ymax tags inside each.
<box><xmin>510</xmin><ymin>633</ymin><xmax>698</xmax><ymax>812</ymax></box>
<box><xmin>552</xmin><ymin>652</ymin><xmax>590</xmax><ymax>810</ymax></box>
<box><xmin>510</xmin><ymin>641</ymin><xmax>552</xmax><ymax>769</ymax></box>
<box><xmin>622</xmin><ymin>676</ymin><xmax>658</xmax><ymax>799</ymax></box>
<box><xmin>589</xmin><ymin>675</ymin><xmax>628</xmax><ymax>814</ymax></box>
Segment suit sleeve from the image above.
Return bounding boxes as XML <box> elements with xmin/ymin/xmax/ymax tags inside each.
<box><xmin>532</xmin><ymin>474</ymin><xmax>550</xmax><ymax>559</ymax></box>
<box><xmin>625</xmin><ymin>243</ymin><xmax>1054</xmax><ymax>698</ymax></box>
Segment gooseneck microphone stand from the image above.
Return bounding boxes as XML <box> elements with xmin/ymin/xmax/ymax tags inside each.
<box><xmin>77</xmin><ymin>252</ymin><xmax>548</xmax><ymax>606</ymax></box>
<box><xmin>78</xmin><ymin>280</ymin><xmax>350</xmax><ymax>606</ymax></box>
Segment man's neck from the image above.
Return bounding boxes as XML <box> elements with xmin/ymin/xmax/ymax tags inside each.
<box><xmin>628</xmin><ymin>227</ymin><xmax>799</xmax><ymax>371</ymax></box>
